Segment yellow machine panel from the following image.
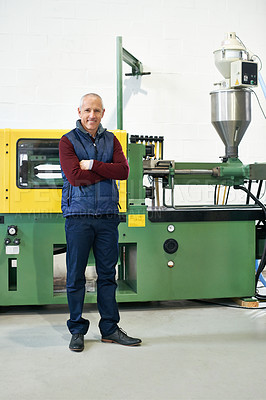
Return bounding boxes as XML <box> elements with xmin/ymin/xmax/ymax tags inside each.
<box><xmin>0</xmin><ymin>128</ymin><xmax>127</xmax><ymax>214</ymax></box>
<box><xmin>0</xmin><ymin>128</ymin><xmax>10</xmax><ymax>213</ymax></box>
<box><xmin>112</xmin><ymin>129</ymin><xmax>127</xmax><ymax>213</ymax></box>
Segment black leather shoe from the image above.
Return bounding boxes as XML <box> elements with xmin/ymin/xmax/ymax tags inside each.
<box><xmin>69</xmin><ymin>333</ymin><xmax>84</xmax><ymax>352</ymax></box>
<box><xmin>101</xmin><ymin>327</ymin><xmax>141</xmax><ymax>346</ymax></box>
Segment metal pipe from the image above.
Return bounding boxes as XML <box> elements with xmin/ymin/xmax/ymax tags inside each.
<box><xmin>116</xmin><ymin>36</ymin><xmax>123</xmax><ymax>130</ymax></box>
<box><xmin>155</xmin><ymin>178</ymin><xmax>160</xmax><ymax>206</ymax></box>
<box><xmin>174</xmin><ymin>169</ymin><xmax>213</xmax><ymax>175</ymax></box>
<box><xmin>144</xmin><ymin>169</ymin><xmax>214</xmax><ymax>176</ymax></box>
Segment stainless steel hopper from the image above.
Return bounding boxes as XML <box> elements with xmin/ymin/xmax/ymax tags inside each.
<box><xmin>210</xmin><ymin>89</ymin><xmax>251</xmax><ymax>158</ymax></box>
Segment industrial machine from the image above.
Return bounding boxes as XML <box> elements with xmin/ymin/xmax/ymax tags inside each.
<box><xmin>1</xmin><ymin>33</ymin><xmax>266</xmax><ymax>306</ymax></box>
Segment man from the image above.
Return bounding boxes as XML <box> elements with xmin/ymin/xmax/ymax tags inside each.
<box><xmin>59</xmin><ymin>93</ymin><xmax>141</xmax><ymax>351</ymax></box>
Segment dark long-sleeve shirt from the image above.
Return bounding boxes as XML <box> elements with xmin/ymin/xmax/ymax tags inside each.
<box><xmin>59</xmin><ymin>134</ymin><xmax>129</xmax><ymax>187</ymax></box>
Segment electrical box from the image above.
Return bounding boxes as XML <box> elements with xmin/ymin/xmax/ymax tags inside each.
<box><xmin>231</xmin><ymin>60</ymin><xmax>258</xmax><ymax>88</ymax></box>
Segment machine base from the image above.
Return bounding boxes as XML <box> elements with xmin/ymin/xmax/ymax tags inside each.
<box><xmin>0</xmin><ymin>209</ymin><xmax>257</xmax><ymax>306</ymax></box>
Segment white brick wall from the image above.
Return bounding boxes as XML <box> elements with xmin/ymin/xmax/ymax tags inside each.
<box><xmin>0</xmin><ymin>0</ymin><xmax>266</xmax><ymax>204</ymax></box>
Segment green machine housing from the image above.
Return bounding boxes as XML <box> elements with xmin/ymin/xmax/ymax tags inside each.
<box><xmin>0</xmin><ymin>127</ymin><xmax>266</xmax><ymax>306</ymax></box>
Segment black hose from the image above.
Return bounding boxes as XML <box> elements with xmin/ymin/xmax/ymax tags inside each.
<box><xmin>225</xmin><ymin>186</ymin><xmax>231</xmax><ymax>205</ymax></box>
<box><xmin>234</xmin><ymin>185</ymin><xmax>266</xmax><ymax>300</ymax></box>
<box><xmin>246</xmin><ymin>180</ymin><xmax>252</xmax><ymax>204</ymax></box>
<box><xmin>214</xmin><ymin>185</ymin><xmax>217</xmax><ymax>205</ymax></box>
<box><xmin>256</xmin><ymin>180</ymin><xmax>263</xmax><ymax>199</ymax></box>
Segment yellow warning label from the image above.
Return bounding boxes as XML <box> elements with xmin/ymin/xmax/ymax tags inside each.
<box><xmin>235</xmin><ymin>79</ymin><xmax>239</xmax><ymax>86</ymax></box>
<box><xmin>128</xmin><ymin>214</ymin><xmax>146</xmax><ymax>227</ymax></box>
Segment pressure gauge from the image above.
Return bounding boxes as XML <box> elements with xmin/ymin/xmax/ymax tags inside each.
<box><xmin>167</xmin><ymin>224</ymin><xmax>175</xmax><ymax>233</ymax></box>
<box><xmin>7</xmin><ymin>225</ymin><xmax>18</xmax><ymax>236</ymax></box>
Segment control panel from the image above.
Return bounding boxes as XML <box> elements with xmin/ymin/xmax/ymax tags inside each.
<box><xmin>231</xmin><ymin>60</ymin><xmax>258</xmax><ymax>88</ymax></box>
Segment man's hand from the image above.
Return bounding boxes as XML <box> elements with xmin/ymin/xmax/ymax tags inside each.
<box><xmin>79</xmin><ymin>160</ymin><xmax>94</xmax><ymax>170</ymax></box>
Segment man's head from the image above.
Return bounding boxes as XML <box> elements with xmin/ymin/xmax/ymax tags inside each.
<box><xmin>78</xmin><ymin>93</ymin><xmax>105</xmax><ymax>137</ymax></box>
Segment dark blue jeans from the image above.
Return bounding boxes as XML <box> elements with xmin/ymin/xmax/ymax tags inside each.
<box><xmin>65</xmin><ymin>215</ymin><xmax>120</xmax><ymax>336</ymax></box>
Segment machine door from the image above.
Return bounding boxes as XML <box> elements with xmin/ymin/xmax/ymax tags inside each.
<box><xmin>0</xmin><ymin>129</ymin><xmax>67</xmax><ymax>213</ymax></box>
<box><xmin>17</xmin><ymin>139</ymin><xmax>63</xmax><ymax>189</ymax></box>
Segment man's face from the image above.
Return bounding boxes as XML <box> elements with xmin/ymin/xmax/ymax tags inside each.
<box><xmin>78</xmin><ymin>95</ymin><xmax>105</xmax><ymax>137</ymax></box>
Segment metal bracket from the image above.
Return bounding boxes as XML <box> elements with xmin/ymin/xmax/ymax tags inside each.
<box><xmin>122</xmin><ymin>47</ymin><xmax>143</xmax><ymax>76</ymax></box>
<box><xmin>116</xmin><ymin>36</ymin><xmax>151</xmax><ymax>129</ymax></box>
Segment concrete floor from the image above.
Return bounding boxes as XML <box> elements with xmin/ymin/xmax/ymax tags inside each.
<box><xmin>1</xmin><ymin>299</ymin><xmax>266</xmax><ymax>400</ymax></box>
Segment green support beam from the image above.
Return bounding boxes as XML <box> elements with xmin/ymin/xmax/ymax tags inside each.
<box><xmin>116</xmin><ymin>36</ymin><xmax>150</xmax><ymax>130</ymax></box>
<box><xmin>116</xmin><ymin>36</ymin><xmax>123</xmax><ymax>130</ymax></box>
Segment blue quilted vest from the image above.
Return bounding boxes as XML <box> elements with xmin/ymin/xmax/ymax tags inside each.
<box><xmin>61</xmin><ymin>128</ymin><xmax>119</xmax><ymax>217</ymax></box>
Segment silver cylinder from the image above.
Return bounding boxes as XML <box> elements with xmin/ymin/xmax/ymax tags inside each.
<box><xmin>210</xmin><ymin>89</ymin><xmax>251</xmax><ymax>158</ymax></box>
